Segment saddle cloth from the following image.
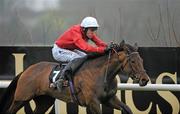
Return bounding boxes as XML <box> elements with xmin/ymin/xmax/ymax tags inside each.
<box><xmin>49</xmin><ymin>63</ymin><xmax>67</xmax><ymax>83</ymax></box>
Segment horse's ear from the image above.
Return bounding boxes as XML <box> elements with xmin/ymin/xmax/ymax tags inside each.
<box><xmin>134</xmin><ymin>42</ymin><xmax>138</xmax><ymax>51</ymax></box>
<box><xmin>119</xmin><ymin>40</ymin><xmax>125</xmax><ymax>47</ymax></box>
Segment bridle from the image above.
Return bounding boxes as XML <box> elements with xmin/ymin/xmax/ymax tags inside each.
<box><xmin>112</xmin><ymin>48</ymin><xmax>146</xmax><ymax>80</ymax></box>
<box><xmin>103</xmin><ymin>43</ymin><xmax>148</xmax><ymax>89</ymax></box>
<box><xmin>103</xmin><ymin>47</ymin><xmax>146</xmax><ymax>89</ymax></box>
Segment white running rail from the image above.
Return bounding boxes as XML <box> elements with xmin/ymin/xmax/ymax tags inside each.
<box><xmin>1</xmin><ymin>80</ymin><xmax>180</xmax><ymax>91</ymax></box>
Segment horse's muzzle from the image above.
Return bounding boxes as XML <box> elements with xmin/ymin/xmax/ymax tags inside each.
<box><xmin>139</xmin><ymin>78</ymin><xmax>149</xmax><ymax>86</ymax></box>
<box><xmin>139</xmin><ymin>74</ymin><xmax>149</xmax><ymax>86</ymax></box>
<box><xmin>130</xmin><ymin>72</ymin><xmax>149</xmax><ymax>86</ymax></box>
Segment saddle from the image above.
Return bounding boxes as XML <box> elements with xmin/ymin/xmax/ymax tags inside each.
<box><xmin>49</xmin><ymin>56</ymin><xmax>88</xmax><ymax>104</ymax></box>
<box><xmin>49</xmin><ymin>62</ymin><xmax>69</xmax><ymax>87</ymax></box>
<box><xmin>49</xmin><ymin>56</ymin><xmax>87</xmax><ymax>92</ymax></box>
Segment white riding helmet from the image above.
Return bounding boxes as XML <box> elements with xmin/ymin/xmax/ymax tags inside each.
<box><xmin>80</xmin><ymin>17</ymin><xmax>99</xmax><ymax>28</ymax></box>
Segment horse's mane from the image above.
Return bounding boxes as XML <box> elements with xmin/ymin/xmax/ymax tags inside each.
<box><xmin>85</xmin><ymin>46</ymin><xmax>121</xmax><ymax>67</ymax></box>
<box><xmin>87</xmin><ymin>52</ymin><xmax>105</xmax><ymax>60</ymax></box>
<box><xmin>85</xmin><ymin>52</ymin><xmax>109</xmax><ymax>68</ymax></box>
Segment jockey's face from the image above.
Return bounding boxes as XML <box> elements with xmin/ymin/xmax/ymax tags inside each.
<box><xmin>86</xmin><ymin>27</ymin><xmax>97</xmax><ymax>39</ymax></box>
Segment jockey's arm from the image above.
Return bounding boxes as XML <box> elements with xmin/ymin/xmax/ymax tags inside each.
<box><xmin>91</xmin><ymin>35</ymin><xmax>107</xmax><ymax>47</ymax></box>
<box><xmin>73</xmin><ymin>35</ymin><xmax>106</xmax><ymax>53</ymax></box>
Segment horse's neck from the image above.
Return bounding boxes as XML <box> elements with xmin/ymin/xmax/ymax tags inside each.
<box><xmin>85</xmin><ymin>54</ymin><xmax>121</xmax><ymax>82</ymax></box>
<box><xmin>87</xmin><ymin>54</ymin><xmax>108</xmax><ymax>66</ymax></box>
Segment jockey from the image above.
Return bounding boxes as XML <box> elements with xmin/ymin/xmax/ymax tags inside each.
<box><xmin>51</xmin><ymin>16</ymin><xmax>109</xmax><ymax>91</ymax></box>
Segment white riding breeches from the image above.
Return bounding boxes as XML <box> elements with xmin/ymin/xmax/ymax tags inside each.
<box><xmin>52</xmin><ymin>44</ymin><xmax>87</xmax><ymax>62</ymax></box>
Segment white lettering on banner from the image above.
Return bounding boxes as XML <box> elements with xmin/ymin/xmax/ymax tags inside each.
<box><xmin>12</xmin><ymin>53</ymin><xmax>26</xmax><ymax>75</ymax></box>
<box><xmin>125</xmin><ymin>72</ymin><xmax>179</xmax><ymax>114</ymax></box>
<box><xmin>12</xmin><ymin>53</ymin><xmax>26</xmax><ymax>113</ymax></box>
<box><xmin>125</xmin><ymin>78</ymin><xmax>153</xmax><ymax>114</ymax></box>
<box><xmin>156</xmin><ymin>72</ymin><xmax>179</xmax><ymax>114</ymax></box>
<box><xmin>114</xmin><ymin>75</ymin><xmax>121</xmax><ymax>114</ymax></box>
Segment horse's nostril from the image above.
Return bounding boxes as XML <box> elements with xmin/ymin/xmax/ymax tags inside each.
<box><xmin>139</xmin><ymin>79</ymin><xmax>148</xmax><ymax>86</ymax></box>
<box><xmin>143</xmin><ymin>80</ymin><xmax>148</xmax><ymax>84</ymax></box>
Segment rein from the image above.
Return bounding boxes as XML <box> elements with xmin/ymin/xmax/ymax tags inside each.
<box><xmin>103</xmin><ymin>48</ymin><xmax>119</xmax><ymax>88</ymax></box>
<box><xmin>104</xmin><ymin>50</ymin><xmax>111</xmax><ymax>84</ymax></box>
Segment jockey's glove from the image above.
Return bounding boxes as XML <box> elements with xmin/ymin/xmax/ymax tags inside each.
<box><xmin>105</xmin><ymin>42</ymin><xmax>114</xmax><ymax>52</ymax></box>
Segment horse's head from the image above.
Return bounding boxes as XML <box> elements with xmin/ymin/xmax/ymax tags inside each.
<box><xmin>113</xmin><ymin>40</ymin><xmax>149</xmax><ymax>86</ymax></box>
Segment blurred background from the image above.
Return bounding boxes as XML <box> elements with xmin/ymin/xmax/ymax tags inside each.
<box><xmin>0</xmin><ymin>0</ymin><xmax>180</xmax><ymax>47</ymax></box>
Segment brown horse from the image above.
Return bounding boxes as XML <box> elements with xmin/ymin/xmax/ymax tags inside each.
<box><xmin>0</xmin><ymin>40</ymin><xmax>149</xmax><ymax>114</ymax></box>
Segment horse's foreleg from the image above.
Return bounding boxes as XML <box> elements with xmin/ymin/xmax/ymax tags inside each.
<box><xmin>87</xmin><ymin>98</ymin><xmax>102</xmax><ymax>114</ymax></box>
<box><xmin>7</xmin><ymin>100</ymin><xmax>26</xmax><ymax>113</ymax></box>
<box><xmin>105</xmin><ymin>96</ymin><xmax>133</xmax><ymax>114</ymax></box>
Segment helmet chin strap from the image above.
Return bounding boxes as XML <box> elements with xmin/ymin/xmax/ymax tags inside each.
<box><xmin>84</xmin><ymin>28</ymin><xmax>88</xmax><ymax>33</ymax></box>
<box><xmin>83</xmin><ymin>28</ymin><xmax>90</xmax><ymax>39</ymax></box>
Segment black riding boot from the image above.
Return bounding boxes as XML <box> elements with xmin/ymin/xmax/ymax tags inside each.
<box><xmin>52</xmin><ymin>56</ymin><xmax>87</xmax><ymax>92</ymax></box>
